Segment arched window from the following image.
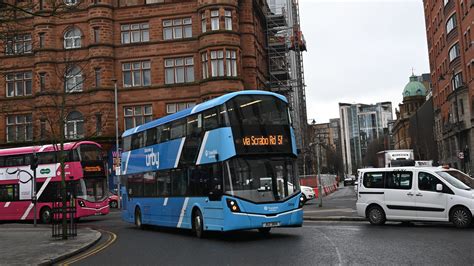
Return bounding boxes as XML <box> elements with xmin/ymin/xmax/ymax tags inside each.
<box><xmin>64</xmin><ymin>27</ymin><xmax>82</xmax><ymax>49</ymax></box>
<box><xmin>65</xmin><ymin>111</ymin><xmax>84</xmax><ymax>139</ymax></box>
<box><xmin>65</xmin><ymin>65</ymin><xmax>83</xmax><ymax>92</ymax></box>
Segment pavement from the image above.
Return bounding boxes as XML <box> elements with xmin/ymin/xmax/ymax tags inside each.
<box><xmin>0</xmin><ymin>224</ymin><xmax>101</xmax><ymax>266</ymax></box>
<box><xmin>0</xmin><ymin>185</ymin><xmax>360</xmax><ymax>265</ymax></box>
<box><xmin>303</xmin><ymin>182</ymin><xmax>366</xmax><ymax>221</ymax></box>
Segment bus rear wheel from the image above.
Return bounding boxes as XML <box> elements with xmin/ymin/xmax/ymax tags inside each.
<box><xmin>193</xmin><ymin>210</ymin><xmax>205</xmax><ymax>238</ymax></box>
<box><xmin>40</xmin><ymin>207</ymin><xmax>52</xmax><ymax>224</ymax></box>
<box><xmin>135</xmin><ymin>207</ymin><xmax>143</xmax><ymax>229</ymax></box>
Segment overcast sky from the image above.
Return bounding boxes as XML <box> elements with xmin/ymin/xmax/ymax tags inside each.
<box><xmin>299</xmin><ymin>0</ymin><xmax>430</xmax><ymax>124</ymax></box>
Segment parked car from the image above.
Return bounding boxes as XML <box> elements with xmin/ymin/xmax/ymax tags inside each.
<box><xmin>356</xmin><ymin>166</ymin><xmax>474</xmax><ymax>228</ymax></box>
<box><xmin>108</xmin><ymin>191</ymin><xmax>120</xmax><ymax>208</ymax></box>
<box><xmin>300</xmin><ymin>185</ymin><xmax>316</xmax><ymax>202</ymax></box>
<box><xmin>344</xmin><ymin>175</ymin><xmax>356</xmax><ymax>186</ymax></box>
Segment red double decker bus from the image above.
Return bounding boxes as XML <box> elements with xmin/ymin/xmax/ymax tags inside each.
<box><xmin>0</xmin><ymin>141</ymin><xmax>109</xmax><ymax>223</ymax></box>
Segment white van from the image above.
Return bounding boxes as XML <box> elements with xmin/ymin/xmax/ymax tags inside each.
<box><xmin>356</xmin><ymin>166</ymin><xmax>474</xmax><ymax>228</ymax></box>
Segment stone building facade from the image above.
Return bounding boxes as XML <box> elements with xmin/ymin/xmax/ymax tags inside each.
<box><xmin>0</xmin><ymin>0</ymin><xmax>270</xmax><ymax>154</ymax></box>
<box><xmin>423</xmin><ymin>0</ymin><xmax>473</xmax><ymax>172</ymax></box>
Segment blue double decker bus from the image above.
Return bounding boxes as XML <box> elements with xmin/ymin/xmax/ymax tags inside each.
<box><xmin>120</xmin><ymin>90</ymin><xmax>303</xmax><ymax>237</ymax></box>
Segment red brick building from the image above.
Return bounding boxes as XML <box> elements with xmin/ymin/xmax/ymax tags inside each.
<box><xmin>423</xmin><ymin>0</ymin><xmax>473</xmax><ymax>170</ymax></box>
<box><xmin>0</xmin><ymin>0</ymin><xmax>270</xmax><ymax>153</ymax></box>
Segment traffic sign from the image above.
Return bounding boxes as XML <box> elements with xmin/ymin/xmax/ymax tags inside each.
<box><xmin>458</xmin><ymin>152</ymin><xmax>464</xmax><ymax>159</ymax></box>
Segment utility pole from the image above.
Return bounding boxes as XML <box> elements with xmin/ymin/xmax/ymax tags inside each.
<box><xmin>31</xmin><ymin>152</ymin><xmax>38</xmax><ymax>227</ymax></box>
<box><xmin>315</xmin><ymin>140</ymin><xmax>322</xmax><ymax>207</ymax></box>
<box><xmin>113</xmin><ymin>79</ymin><xmax>121</xmax><ymax>209</ymax></box>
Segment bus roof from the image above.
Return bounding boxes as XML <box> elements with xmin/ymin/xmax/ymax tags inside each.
<box><xmin>0</xmin><ymin>141</ymin><xmax>101</xmax><ymax>156</ymax></box>
<box><xmin>122</xmin><ymin>90</ymin><xmax>287</xmax><ymax>138</ymax></box>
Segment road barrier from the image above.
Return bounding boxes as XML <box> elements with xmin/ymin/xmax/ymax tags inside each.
<box><xmin>300</xmin><ymin>174</ymin><xmax>338</xmax><ymax>199</ymax></box>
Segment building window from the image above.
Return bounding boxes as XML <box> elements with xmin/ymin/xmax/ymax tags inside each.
<box><xmin>5</xmin><ymin>34</ymin><xmax>32</xmax><ymax>55</ymax></box>
<box><xmin>64</xmin><ymin>27</ymin><xmax>82</xmax><ymax>49</ymax></box>
<box><xmin>39</xmin><ymin>33</ymin><xmax>45</xmax><ymax>48</ymax></box>
<box><xmin>210</xmin><ymin>50</ymin><xmax>224</xmax><ymax>77</ymax></box>
<box><xmin>6</xmin><ymin>72</ymin><xmax>32</xmax><ymax>97</ymax></box>
<box><xmin>166</xmin><ymin>102</ymin><xmax>196</xmax><ymax>114</ymax></box>
<box><xmin>452</xmin><ymin>72</ymin><xmax>463</xmax><ymax>90</ymax></box>
<box><xmin>124</xmin><ymin>105</ymin><xmax>153</xmax><ymax>130</ymax></box>
<box><xmin>65</xmin><ymin>66</ymin><xmax>83</xmax><ymax>92</ymax></box>
<box><xmin>201</xmin><ymin>12</ymin><xmax>206</xmax><ymax>33</ymax></box>
<box><xmin>122</xmin><ymin>61</ymin><xmax>151</xmax><ymax>87</ymax></box>
<box><xmin>39</xmin><ymin>72</ymin><xmax>46</xmax><ymax>91</ymax></box>
<box><xmin>40</xmin><ymin>118</ymin><xmax>46</xmax><ymax>140</ymax></box>
<box><xmin>459</xmin><ymin>99</ymin><xmax>464</xmax><ymax>115</ymax></box>
<box><xmin>6</xmin><ymin>114</ymin><xmax>33</xmax><ymax>143</ymax></box>
<box><xmin>95</xmin><ymin>68</ymin><xmax>101</xmax><ymax>87</ymax></box>
<box><xmin>164</xmin><ymin>57</ymin><xmax>194</xmax><ymax>84</ymax></box>
<box><xmin>211</xmin><ymin>10</ymin><xmax>219</xmax><ymax>30</ymax></box>
<box><xmin>65</xmin><ymin>111</ymin><xmax>84</xmax><ymax>140</ymax></box>
<box><xmin>448</xmin><ymin>43</ymin><xmax>460</xmax><ymax>62</ymax></box>
<box><xmin>226</xmin><ymin>50</ymin><xmax>237</xmax><ymax>77</ymax></box>
<box><xmin>121</xmin><ymin>23</ymin><xmax>149</xmax><ymax>44</ymax></box>
<box><xmin>224</xmin><ymin>10</ymin><xmax>232</xmax><ymax>30</ymax></box>
<box><xmin>163</xmin><ymin>18</ymin><xmax>192</xmax><ymax>40</ymax></box>
<box><xmin>201</xmin><ymin>52</ymin><xmax>209</xmax><ymax>79</ymax></box>
<box><xmin>446</xmin><ymin>14</ymin><xmax>456</xmax><ymax>34</ymax></box>
<box><xmin>64</xmin><ymin>0</ymin><xmax>79</xmax><ymax>6</ymax></box>
<box><xmin>95</xmin><ymin>113</ymin><xmax>102</xmax><ymax>136</ymax></box>
<box><xmin>93</xmin><ymin>27</ymin><xmax>100</xmax><ymax>43</ymax></box>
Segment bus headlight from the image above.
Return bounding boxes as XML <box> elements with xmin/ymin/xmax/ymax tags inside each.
<box><xmin>226</xmin><ymin>199</ymin><xmax>241</xmax><ymax>213</ymax></box>
<box><xmin>78</xmin><ymin>200</ymin><xmax>85</xmax><ymax>207</ymax></box>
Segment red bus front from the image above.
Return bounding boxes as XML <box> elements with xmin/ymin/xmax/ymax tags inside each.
<box><xmin>0</xmin><ymin>141</ymin><xmax>109</xmax><ymax>223</ymax></box>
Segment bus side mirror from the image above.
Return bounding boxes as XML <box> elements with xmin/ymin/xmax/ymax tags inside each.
<box><xmin>436</xmin><ymin>184</ymin><xmax>443</xmax><ymax>192</ymax></box>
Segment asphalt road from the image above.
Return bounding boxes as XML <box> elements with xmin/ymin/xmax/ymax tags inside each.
<box><xmin>69</xmin><ymin>209</ymin><xmax>474</xmax><ymax>265</ymax></box>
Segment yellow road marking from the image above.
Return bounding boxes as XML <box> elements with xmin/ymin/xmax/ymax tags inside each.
<box><xmin>60</xmin><ymin>229</ymin><xmax>117</xmax><ymax>266</ymax></box>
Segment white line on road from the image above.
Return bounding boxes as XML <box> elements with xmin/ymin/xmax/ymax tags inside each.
<box><xmin>304</xmin><ymin>208</ymin><xmax>356</xmax><ymax>213</ymax></box>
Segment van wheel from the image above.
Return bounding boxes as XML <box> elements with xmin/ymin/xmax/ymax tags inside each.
<box><xmin>450</xmin><ymin>207</ymin><xmax>472</xmax><ymax>228</ymax></box>
<box><xmin>40</xmin><ymin>207</ymin><xmax>52</xmax><ymax>224</ymax></box>
<box><xmin>192</xmin><ymin>210</ymin><xmax>205</xmax><ymax>238</ymax></box>
<box><xmin>135</xmin><ymin>207</ymin><xmax>143</xmax><ymax>229</ymax></box>
<box><xmin>368</xmin><ymin>206</ymin><xmax>386</xmax><ymax>225</ymax></box>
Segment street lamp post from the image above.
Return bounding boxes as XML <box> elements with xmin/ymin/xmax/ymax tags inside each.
<box><xmin>315</xmin><ymin>141</ymin><xmax>322</xmax><ymax>207</ymax></box>
<box><xmin>112</xmin><ymin>79</ymin><xmax>121</xmax><ymax>209</ymax></box>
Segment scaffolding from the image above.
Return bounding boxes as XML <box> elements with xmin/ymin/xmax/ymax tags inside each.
<box><xmin>265</xmin><ymin>0</ymin><xmax>307</xmax><ymax>151</ymax></box>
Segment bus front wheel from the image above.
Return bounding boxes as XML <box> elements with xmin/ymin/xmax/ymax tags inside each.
<box><xmin>193</xmin><ymin>209</ymin><xmax>205</xmax><ymax>238</ymax></box>
<box><xmin>40</xmin><ymin>207</ymin><xmax>52</xmax><ymax>224</ymax></box>
<box><xmin>135</xmin><ymin>207</ymin><xmax>143</xmax><ymax>229</ymax></box>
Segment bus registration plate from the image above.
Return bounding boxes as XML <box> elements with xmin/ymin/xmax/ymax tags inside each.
<box><xmin>262</xmin><ymin>222</ymin><xmax>280</xmax><ymax>228</ymax></box>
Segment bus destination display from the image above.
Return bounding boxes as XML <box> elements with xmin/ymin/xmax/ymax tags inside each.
<box><xmin>242</xmin><ymin>135</ymin><xmax>284</xmax><ymax>146</ymax></box>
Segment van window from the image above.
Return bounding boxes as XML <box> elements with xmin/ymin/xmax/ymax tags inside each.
<box><xmin>363</xmin><ymin>172</ymin><xmax>384</xmax><ymax>188</ymax></box>
<box><xmin>385</xmin><ymin>171</ymin><xmax>412</xmax><ymax>190</ymax></box>
<box><xmin>418</xmin><ymin>172</ymin><xmax>443</xmax><ymax>192</ymax></box>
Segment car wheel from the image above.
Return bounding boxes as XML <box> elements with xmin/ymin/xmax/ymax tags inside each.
<box><xmin>450</xmin><ymin>206</ymin><xmax>472</xmax><ymax>228</ymax></box>
<box><xmin>367</xmin><ymin>205</ymin><xmax>386</xmax><ymax>225</ymax></box>
<box><xmin>109</xmin><ymin>200</ymin><xmax>118</xmax><ymax>208</ymax></box>
<box><xmin>193</xmin><ymin>209</ymin><xmax>205</xmax><ymax>238</ymax></box>
<box><xmin>135</xmin><ymin>207</ymin><xmax>143</xmax><ymax>229</ymax></box>
<box><xmin>258</xmin><ymin>228</ymin><xmax>271</xmax><ymax>235</ymax></box>
<box><xmin>40</xmin><ymin>207</ymin><xmax>52</xmax><ymax>224</ymax></box>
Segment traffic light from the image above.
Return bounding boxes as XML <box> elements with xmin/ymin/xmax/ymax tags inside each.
<box><xmin>30</xmin><ymin>155</ymin><xmax>39</xmax><ymax>170</ymax></box>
